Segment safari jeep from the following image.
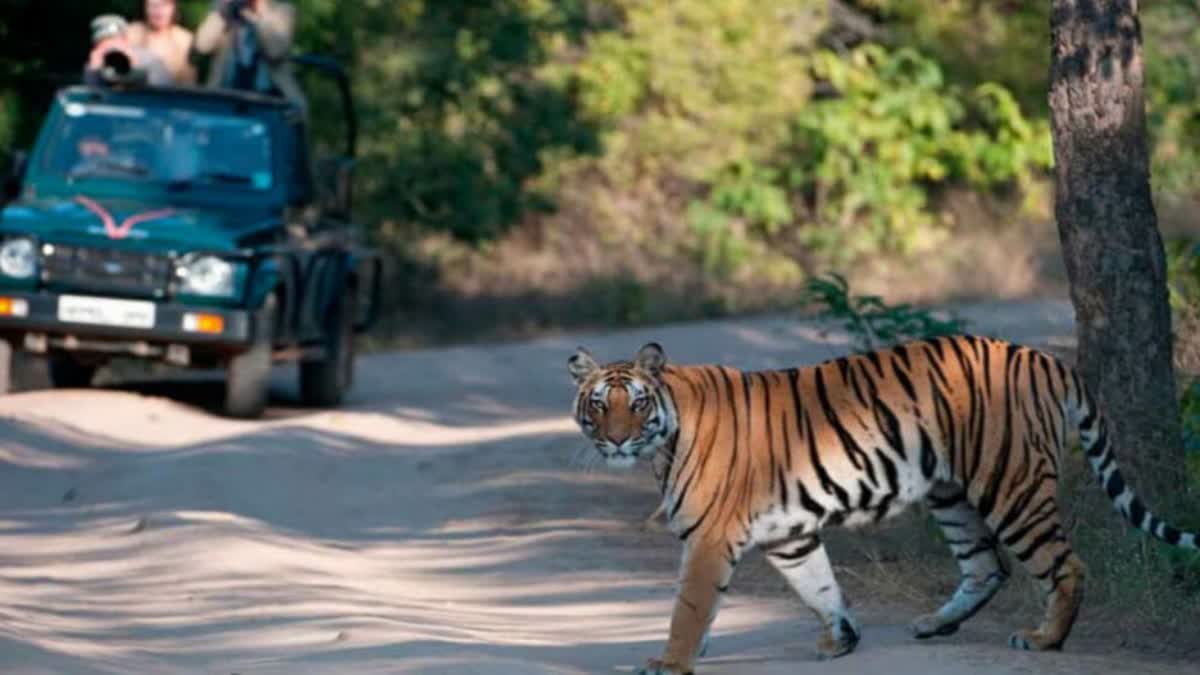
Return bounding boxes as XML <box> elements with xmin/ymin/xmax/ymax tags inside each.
<box><xmin>0</xmin><ymin>57</ymin><xmax>381</xmax><ymax>418</ymax></box>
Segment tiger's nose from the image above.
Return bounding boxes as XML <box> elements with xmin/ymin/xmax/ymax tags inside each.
<box><xmin>607</xmin><ymin>431</ymin><xmax>630</xmax><ymax>445</ymax></box>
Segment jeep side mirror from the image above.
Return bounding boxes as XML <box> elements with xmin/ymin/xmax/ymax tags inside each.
<box><xmin>3</xmin><ymin>150</ymin><xmax>27</xmax><ymax>203</ymax></box>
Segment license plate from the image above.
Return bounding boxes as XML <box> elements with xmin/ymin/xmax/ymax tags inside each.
<box><xmin>58</xmin><ymin>295</ymin><xmax>156</xmax><ymax>329</ymax></box>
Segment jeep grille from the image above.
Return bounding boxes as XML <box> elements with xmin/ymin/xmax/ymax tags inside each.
<box><xmin>41</xmin><ymin>245</ymin><xmax>173</xmax><ymax>298</ymax></box>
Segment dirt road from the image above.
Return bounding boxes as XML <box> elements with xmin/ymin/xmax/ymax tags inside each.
<box><xmin>0</xmin><ymin>298</ymin><xmax>1194</xmax><ymax>674</ymax></box>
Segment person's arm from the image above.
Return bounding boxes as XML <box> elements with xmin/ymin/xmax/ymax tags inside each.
<box><xmin>173</xmin><ymin>27</ymin><xmax>200</xmax><ymax>85</ymax></box>
<box><xmin>193</xmin><ymin>3</ymin><xmax>228</xmax><ymax>55</ymax></box>
<box><xmin>244</xmin><ymin>2</ymin><xmax>294</xmax><ymax>62</ymax></box>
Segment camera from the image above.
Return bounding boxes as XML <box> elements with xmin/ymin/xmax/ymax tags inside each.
<box><xmin>101</xmin><ymin>49</ymin><xmax>133</xmax><ymax>78</ymax></box>
<box><xmin>221</xmin><ymin>0</ymin><xmax>252</xmax><ymax>22</ymax></box>
<box><xmin>88</xmin><ymin>14</ymin><xmax>139</xmax><ymax>84</ymax></box>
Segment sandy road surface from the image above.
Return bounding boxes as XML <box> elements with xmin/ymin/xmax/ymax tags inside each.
<box><xmin>0</xmin><ymin>298</ymin><xmax>1195</xmax><ymax>674</ymax></box>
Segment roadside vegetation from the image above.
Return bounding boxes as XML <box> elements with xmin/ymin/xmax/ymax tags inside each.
<box><xmin>13</xmin><ymin>1</ymin><xmax>1200</xmax><ymax>343</ymax></box>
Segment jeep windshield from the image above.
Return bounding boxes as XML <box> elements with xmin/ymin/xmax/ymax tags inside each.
<box><xmin>42</xmin><ymin>102</ymin><xmax>274</xmax><ymax>192</ymax></box>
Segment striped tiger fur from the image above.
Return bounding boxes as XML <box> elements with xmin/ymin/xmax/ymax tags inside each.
<box><xmin>566</xmin><ymin>336</ymin><xmax>1198</xmax><ymax>675</ymax></box>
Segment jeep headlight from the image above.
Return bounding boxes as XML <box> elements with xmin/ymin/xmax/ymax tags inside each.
<box><xmin>177</xmin><ymin>255</ymin><xmax>238</xmax><ymax>297</ymax></box>
<box><xmin>0</xmin><ymin>238</ymin><xmax>36</xmax><ymax>279</ymax></box>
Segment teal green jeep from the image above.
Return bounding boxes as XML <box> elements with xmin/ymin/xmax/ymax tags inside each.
<box><xmin>0</xmin><ymin>62</ymin><xmax>381</xmax><ymax>418</ymax></box>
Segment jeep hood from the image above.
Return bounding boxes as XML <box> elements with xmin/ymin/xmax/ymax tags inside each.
<box><xmin>0</xmin><ymin>196</ymin><xmax>279</xmax><ymax>251</ymax></box>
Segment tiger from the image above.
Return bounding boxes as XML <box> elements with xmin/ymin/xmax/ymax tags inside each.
<box><xmin>566</xmin><ymin>336</ymin><xmax>1198</xmax><ymax>675</ymax></box>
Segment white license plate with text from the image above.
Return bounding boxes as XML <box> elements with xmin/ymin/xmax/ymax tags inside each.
<box><xmin>57</xmin><ymin>295</ymin><xmax>156</xmax><ymax>329</ymax></box>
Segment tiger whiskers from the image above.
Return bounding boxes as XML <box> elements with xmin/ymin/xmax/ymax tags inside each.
<box><xmin>566</xmin><ymin>441</ymin><xmax>598</xmax><ymax>472</ymax></box>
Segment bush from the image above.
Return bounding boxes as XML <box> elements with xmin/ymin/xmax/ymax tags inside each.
<box><xmin>802</xmin><ymin>272</ymin><xmax>967</xmax><ymax>352</ymax></box>
<box><xmin>783</xmin><ymin>44</ymin><xmax>1052</xmax><ymax>260</ymax></box>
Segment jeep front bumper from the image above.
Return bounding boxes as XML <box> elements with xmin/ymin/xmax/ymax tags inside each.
<box><xmin>0</xmin><ymin>291</ymin><xmax>258</xmax><ymax>353</ymax></box>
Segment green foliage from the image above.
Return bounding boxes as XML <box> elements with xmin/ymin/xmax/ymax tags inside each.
<box><xmin>785</xmin><ymin>44</ymin><xmax>1052</xmax><ymax>259</ymax></box>
<box><xmin>1179</xmin><ymin>380</ymin><xmax>1200</xmax><ymax>456</ymax></box>
<box><xmin>1143</xmin><ymin>1</ymin><xmax>1200</xmax><ymax>197</ymax></box>
<box><xmin>1166</xmin><ymin>239</ymin><xmax>1200</xmax><ymax>456</ymax></box>
<box><xmin>1</xmin><ymin>0</ymin><xmax>1199</xmax><ymax>268</ymax></box>
<box><xmin>684</xmin><ymin>160</ymin><xmax>793</xmax><ymax>275</ymax></box>
<box><xmin>573</xmin><ymin>0</ymin><xmax>817</xmax><ymax>180</ymax></box>
<box><xmin>685</xmin><ymin>202</ymin><xmax>748</xmax><ymax>278</ymax></box>
<box><xmin>578</xmin><ymin>6</ymin><xmax>1050</xmax><ymax>275</ymax></box>
<box><xmin>707</xmin><ymin>160</ymin><xmax>794</xmax><ymax>236</ymax></box>
<box><xmin>347</xmin><ymin>0</ymin><xmax>602</xmax><ymax>242</ymax></box>
<box><xmin>859</xmin><ymin>0</ymin><xmax>1051</xmax><ymax>115</ymax></box>
<box><xmin>1166</xmin><ymin>239</ymin><xmax>1200</xmax><ymax>313</ymax></box>
<box><xmin>802</xmin><ymin>272</ymin><xmax>967</xmax><ymax>353</ymax></box>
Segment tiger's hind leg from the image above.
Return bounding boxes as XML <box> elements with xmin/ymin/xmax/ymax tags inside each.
<box><xmin>763</xmin><ymin>534</ymin><xmax>861</xmax><ymax>660</ymax></box>
<box><xmin>912</xmin><ymin>483</ymin><xmax>1008</xmax><ymax>639</ymax></box>
<box><xmin>987</xmin><ymin>494</ymin><xmax>1086</xmax><ymax>651</ymax></box>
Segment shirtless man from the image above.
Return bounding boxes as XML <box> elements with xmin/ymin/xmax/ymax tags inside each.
<box><xmin>125</xmin><ymin>0</ymin><xmax>198</xmax><ymax>85</ymax></box>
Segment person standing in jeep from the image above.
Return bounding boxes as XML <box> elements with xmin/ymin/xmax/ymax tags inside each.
<box><xmin>193</xmin><ymin>0</ymin><xmax>306</xmax><ymax>112</ymax></box>
<box><xmin>84</xmin><ymin>1</ymin><xmax>197</xmax><ymax>87</ymax></box>
<box><xmin>126</xmin><ymin>0</ymin><xmax>198</xmax><ymax>85</ymax></box>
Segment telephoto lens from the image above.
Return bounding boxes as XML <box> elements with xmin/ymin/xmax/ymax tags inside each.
<box><xmin>102</xmin><ymin>49</ymin><xmax>133</xmax><ymax>76</ymax></box>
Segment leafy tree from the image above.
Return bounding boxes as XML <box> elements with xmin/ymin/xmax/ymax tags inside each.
<box><xmin>344</xmin><ymin>0</ymin><xmax>601</xmax><ymax>242</ymax></box>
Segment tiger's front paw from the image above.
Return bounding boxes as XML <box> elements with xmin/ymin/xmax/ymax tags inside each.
<box><xmin>816</xmin><ymin>616</ymin><xmax>861</xmax><ymax>660</ymax></box>
<box><xmin>636</xmin><ymin>657</ymin><xmax>693</xmax><ymax>675</ymax></box>
<box><xmin>911</xmin><ymin>613</ymin><xmax>960</xmax><ymax>639</ymax></box>
<box><xmin>1007</xmin><ymin>628</ymin><xmax>1064</xmax><ymax>651</ymax></box>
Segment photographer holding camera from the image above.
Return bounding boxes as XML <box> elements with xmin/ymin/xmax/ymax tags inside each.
<box><xmin>85</xmin><ymin>14</ymin><xmax>175</xmax><ymax>87</ymax></box>
<box><xmin>193</xmin><ymin>0</ymin><xmax>306</xmax><ymax>112</ymax></box>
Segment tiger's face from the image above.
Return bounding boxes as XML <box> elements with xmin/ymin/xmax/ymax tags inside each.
<box><xmin>567</xmin><ymin>342</ymin><xmax>676</xmax><ymax>468</ymax></box>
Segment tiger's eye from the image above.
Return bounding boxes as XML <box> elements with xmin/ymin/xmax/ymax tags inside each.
<box><xmin>633</xmin><ymin>397</ymin><xmax>651</xmax><ymax>412</ymax></box>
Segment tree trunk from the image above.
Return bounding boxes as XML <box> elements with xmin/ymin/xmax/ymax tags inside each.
<box><xmin>1049</xmin><ymin>0</ymin><xmax>1184</xmax><ymax>497</ymax></box>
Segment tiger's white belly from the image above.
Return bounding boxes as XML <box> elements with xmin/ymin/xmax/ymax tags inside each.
<box><xmin>748</xmin><ymin>460</ymin><xmax>937</xmax><ymax>545</ymax></box>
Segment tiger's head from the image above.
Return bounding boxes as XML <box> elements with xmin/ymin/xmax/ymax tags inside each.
<box><xmin>567</xmin><ymin>342</ymin><xmax>677</xmax><ymax>468</ymax></box>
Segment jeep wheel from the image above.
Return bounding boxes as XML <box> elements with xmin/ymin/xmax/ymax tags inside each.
<box><xmin>224</xmin><ymin>294</ymin><xmax>276</xmax><ymax>419</ymax></box>
<box><xmin>0</xmin><ymin>340</ymin><xmax>12</xmax><ymax>394</ymax></box>
<box><xmin>48</xmin><ymin>354</ymin><xmax>98</xmax><ymax>389</ymax></box>
<box><xmin>299</xmin><ymin>287</ymin><xmax>356</xmax><ymax>407</ymax></box>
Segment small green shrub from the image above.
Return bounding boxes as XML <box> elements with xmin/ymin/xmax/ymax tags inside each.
<box><xmin>801</xmin><ymin>272</ymin><xmax>968</xmax><ymax>352</ymax></box>
<box><xmin>685</xmin><ymin>201</ymin><xmax>753</xmax><ymax>277</ymax></box>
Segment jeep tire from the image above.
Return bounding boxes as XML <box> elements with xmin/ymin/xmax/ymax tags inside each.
<box><xmin>299</xmin><ymin>287</ymin><xmax>356</xmax><ymax>407</ymax></box>
<box><xmin>0</xmin><ymin>340</ymin><xmax>12</xmax><ymax>394</ymax></box>
<box><xmin>224</xmin><ymin>294</ymin><xmax>276</xmax><ymax>419</ymax></box>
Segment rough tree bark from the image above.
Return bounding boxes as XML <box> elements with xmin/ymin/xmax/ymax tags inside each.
<box><xmin>1049</xmin><ymin>0</ymin><xmax>1184</xmax><ymax>496</ymax></box>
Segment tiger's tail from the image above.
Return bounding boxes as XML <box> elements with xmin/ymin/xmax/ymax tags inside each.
<box><xmin>1071</xmin><ymin>376</ymin><xmax>1198</xmax><ymax>550</ymax></box>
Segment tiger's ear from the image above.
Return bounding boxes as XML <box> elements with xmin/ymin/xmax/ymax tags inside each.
<box><xmin>635</xmin><ymin>342</ymin><xmax>667</xmax><ymax>377</ymax></box>
<box><xmin>568</xmin><ymin>347</ymin><xmax>599</xmax><ymax>385</ymax></box>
